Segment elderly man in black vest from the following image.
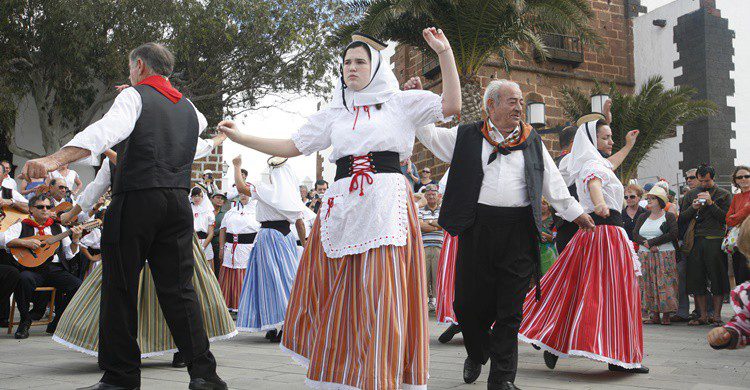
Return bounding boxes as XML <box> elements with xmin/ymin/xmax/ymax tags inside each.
<box><xmin>21</xmin><ymin>43</ymin><xmax>225</xmax><ymax>390</ymax></box>
<box><xmin>412</xmin><ymin>78</ymin><xmax>595</xmax><ymax>390</ymax></box>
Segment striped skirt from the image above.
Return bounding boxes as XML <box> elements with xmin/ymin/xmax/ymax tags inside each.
<box><xmin>236</xmin><ymin>227</ymin><xmax>299</xmax><ymax>332</ymax></box>
<box><xmin>219</xmin><ymin>266</ymin><xmax>246</xmax><ymax>311</ymax></box>
<box><xmin>518</xmin><ymin>225</ymin><xmax>644</xmax><ymax>368</ymax></box>
<box><xmin>281</xmin><ymin>192</ymin><xmax>429</xmax><ymax>390</ymax></box>
<box><xmin>53</xmin><ymin>236</ymin><xmax>237</xmax><ymax>357</ymax></box>
<box><xmin>436</xmin><ymin>232</ymin><xmax>458</xmax><ymax>324</ymax></box>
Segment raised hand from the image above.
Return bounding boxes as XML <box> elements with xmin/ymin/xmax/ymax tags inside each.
<box><xmin>21</xmin><ymin>157</ymin><xmax>60</xmax><ymax>181</ymax></box>
<box><xmin>423</xmin><ymin>27</ymin><xmax>450</xmax><ymax>55</ymax></box>
<box><xmin>217</xmin><ymin>120</ymin><xmax>242</xmax><ymax>142</ymax></box>
<box><xmin>625</xmin><ymin>129</ymin><xmax>639</xmax><ymax>147</ymax></box>
<box><xmin>402</xmin><ymin>76</ymin><xmax>423</xmax><ymax>91</ymax></box>
<box><xmin>603</xmin><ymin>99</ymin><xmax>612</xmax><ymax>124</ymax></box>
<box><xmin>232</xmin><ymin>154</ymin><xmax>242</xmax><ymax>167</ymax></box>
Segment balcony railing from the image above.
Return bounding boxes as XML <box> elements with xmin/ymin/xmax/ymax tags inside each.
<box><xmin>535</xmin><ymin>33</ymin><xmax>584</xmax><ymax>66</ymax></box>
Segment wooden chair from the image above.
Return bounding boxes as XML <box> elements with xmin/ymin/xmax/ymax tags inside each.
<box><xmin>7</xmin><ymin>287</ymin><xmax>56</xmax><ymax>334</ymax></box>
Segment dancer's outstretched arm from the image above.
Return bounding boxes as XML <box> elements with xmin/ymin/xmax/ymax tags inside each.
<box><xmin>218</xmin><ymin>121</ymin><xmax>302</xmax><ymax>158</ymax></box>
<box><xmin>231</xmin><ymin>155</ymin><xmax>253</xmax><ymax>197</ymax></box>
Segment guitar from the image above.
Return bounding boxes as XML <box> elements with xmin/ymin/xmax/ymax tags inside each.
<box><xmin>53</xmin><ymin>201</ymin><xmax>74</xmax><ymax>215</ymax></box>
<box><xmin>10</xmin><ymin>219</ymin><xmax>102</xmax><ymax>268</ymax></box>
<box><xmin>0</xmin><ymin>206</ymin><xmax>28</xmax><ymax>232</ymax></box>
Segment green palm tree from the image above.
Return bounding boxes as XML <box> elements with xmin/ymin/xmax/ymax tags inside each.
<box><xmin>337</xmin><ymin>0</ymin><xmax>602</xmax><ymax>122</ymax></box>
<box><xmin>559</xmin><ymin>75</ymin><xmax>717</xmax><ymax>182</ymax></box>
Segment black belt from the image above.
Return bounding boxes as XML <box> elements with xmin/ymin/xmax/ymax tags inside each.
<box><xmin>228</xmin><ymin>232</ymin><xmax>256</xmax><ymax>244</ymax></box>
<box><xmin>474</xmin><ymin>204</ymin><xmax>534</xmax><ymax>224</ymax></box>
<box><xmin>334</xmin><ymin>151</ymin><xmax>401</xmax><ymax>181</ymax></box>
<box><xmin>589</xmin><ymin>210</ymin><xmax>623</xmax><ymax>227</ymax></box>
<box><xmin>196</xmin><ymin>231</ymin><xmax>209</xmax><ymax>239</ymax></box>
<box><xmin>261</xmin><ymin>220</ymin><xmax>291</xmax><ymax>236</ymax></box>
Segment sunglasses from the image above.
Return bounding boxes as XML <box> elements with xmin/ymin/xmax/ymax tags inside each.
<box><xmin>686</xmin><ymin>176</ymin><xmax>696</xmax><ymax>180</ymax></box>
<box><xmin>422</xmin><ymin>170</ymin><xmax>430</xmax><ymax>173</ymax></box>
<box><xmin>624</xmin><ymin>195</ymin><xmax>638</xmax><ymax>200</ymax></box>
<box><xmin>735</xmin><ymin>175</ymin><xmax>750</xmax><ymax>180</ymax></box>
<box><xmin>34</xmin><ymin>205</ymin><xmax>54</xmax><ymax>210</ymax></box>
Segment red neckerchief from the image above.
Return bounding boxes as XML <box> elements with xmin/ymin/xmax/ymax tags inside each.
<box><xmin>22</xmin><ymin>217</ymin><xmax>54</xmax><ymax>235</ymax></box>
<box><xmin>136</xmin><ymin>75</ymin><xmax>182</xmax><ymax>103</ymax></box>
<box><xmin>559</xmin><ymin>150</ymin><xmax>570</xmax><ymax>157</ymax></box>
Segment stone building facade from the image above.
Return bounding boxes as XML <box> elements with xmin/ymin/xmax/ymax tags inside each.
<box><xmin>392</xmin><ymin>0</ymin><xmax>643</xmax><ymax>177</ymax></box>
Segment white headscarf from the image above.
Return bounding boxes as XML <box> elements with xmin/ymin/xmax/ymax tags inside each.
<box><xmin>255</xmin><ymin>162</ymin><xmax>308</xmax><ymax>223</ymax></box>
<box><xmin>330</xmin><ymin>41</ymin><xmax>400</xmax><ymax>110</ymax></box>
<box><xmin>567</xmin><ymin>120</ymin><xmax>614</xmax><ymax>183</ymax></box>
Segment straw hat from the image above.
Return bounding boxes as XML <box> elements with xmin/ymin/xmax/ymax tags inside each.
<box><xmin>646</xmin><ymin>186</ymin><xmax>669</xmax><ymax>206</ymax></box>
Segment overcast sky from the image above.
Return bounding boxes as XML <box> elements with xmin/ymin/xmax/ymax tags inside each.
<box><xmin>223</xmin><ymin>0</ymin><xmax>748</xmax><ymax>188</ymax></box>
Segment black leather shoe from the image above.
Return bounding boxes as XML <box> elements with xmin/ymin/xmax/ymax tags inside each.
<box><xmin>14</xmin><ymin>320</ymin><xmax>30</xmax><ymax>339</ymax></box>
<box><xmin>0</xmin><ymin>319</ymin><xmax>9</xmax><ymax>328</ymax></box>
<box><xmin>543</xmin><ymin>351</ymin><xmax>558</xmax><ymax>370</ymax></box>
<box><xmin>76</xmin><ymin>382</ymin><xmax>138</xmax><ymax>390</ymax></box>
<box><xmin>608</xmin><ymin>363</ymin><xmax>649</xmax><ymax>374</ymax></box>
<box><xmin>438</xmin><ymin>323</ymin><xmax>461</xmax><ymax>344</ymax></box>
<box><xmin>45</xmin><ymin>322</ymin><xmax>57</xmax><ymax>335</ymax></box>
<box><xmin>489</xmin><ymin>381</ymin><xmax>521</xmax><ymax>390</ymax></box>
<box><xmin>265</xmin><ymin>329</ymin><xmax>277</xmax><ymax>340</ymax></box>
<box><xmin>463</xmin><ymin>357</ymin><xmax>482</xmax><ymax>384</ymax></box>
<box><xmin>171</xmin><ymin>352</ymin><xmax>187</xmax><ymax>368</ymax></box>
<box><xmin>269</xmin><ymin>330</ymin><xmax>283</xmax><ymax>343</ymax></box>
<box><xmin>189</xmin><ymin>375</ymin><xmax>228</xmax><ymax>390</ymax></box>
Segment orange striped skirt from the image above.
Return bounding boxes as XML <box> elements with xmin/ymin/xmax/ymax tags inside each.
<box><xmin>218</xmin><ymin>266</ymin><xmax>245</xmax><ymax>311</ymax></box>
<box><xmin>281</xmin><ymin>193</ymin><xmax>429</xmax><ymax>389</ymax></box>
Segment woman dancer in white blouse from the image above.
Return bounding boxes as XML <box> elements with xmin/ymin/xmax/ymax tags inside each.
<box><xmin>219</xmin><ymin>28</ymin><xmax>460</xmax><ymax>390</ymax></box>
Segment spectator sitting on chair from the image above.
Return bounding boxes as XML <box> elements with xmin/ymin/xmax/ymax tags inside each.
<box><xmin>4</xmin><ymin>194</ymin><xmax>83</xmax><ymax>339</ymax></box>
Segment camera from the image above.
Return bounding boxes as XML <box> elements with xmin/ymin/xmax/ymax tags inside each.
<box><xmin>697</xmin><ymin>198</ymin><xmax>706</xmax><ymax>204</ymax></box>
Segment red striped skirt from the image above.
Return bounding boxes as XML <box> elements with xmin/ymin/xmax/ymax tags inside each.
<box><xmin>281</xmin><ymin>192</ymin><xmax>429</xmax><ymax>390</ymax></box>
<box><xmin>436</xmin><ymin>232</ymin><xmax>458</xmax><ymax>324</ymax></box>
<box><xmin>218</xmin><ymin>266</ymin><xmax>246</xmax><ymax>311</ymax></box>
<box><xmin>518</xmin><ymin>225</ymin><xmax>644</xmax><ymax>368</ymax></box>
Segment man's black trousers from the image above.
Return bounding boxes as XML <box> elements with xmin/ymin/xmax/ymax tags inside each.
<box><xmin>455</xmin><ymin>205</ymin><xmax>538</xmax><ymax>386</ymax></box>
<box><xmin>99</xmin><ymin>188</ymin><xmax>216</xmax><ymax>388</ymax></box>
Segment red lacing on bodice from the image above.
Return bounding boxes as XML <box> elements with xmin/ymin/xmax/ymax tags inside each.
<box><xmin>325</xmin><ymin>197</ymin><xmax>335</xmax><ymax>220</ymax></box>
<box><xmin>349</xmin><ymin>154</ymin><xmax>376</xmax><ymax>196</ymax></box>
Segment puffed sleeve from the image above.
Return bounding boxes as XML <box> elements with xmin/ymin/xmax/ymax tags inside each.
<box><xmin>579</xmin><ymin>161</ymin><xmax>611</xmax><ymax>191</ymax></box>
<box><xmin>290</xmin><ymin>108</ymin><xmax>333</xmax><ymax>156</ymax></box>
<box><xmin>396</xmin><ymin>90</ymin><xmax>452</xmax><ymax>128</ymax></box>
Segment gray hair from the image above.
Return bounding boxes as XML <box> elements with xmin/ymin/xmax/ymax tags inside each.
<box><xmin>685</xmin><ymin>168</ymin><xmax>697</xmax><ymax>176</ymax></box>
<box><xmin>129</xmin><ymin>42</ymin><xmax>175</xmax><ymax>77</ymax></box>
<box><xmin>483</xmin><ymin>79</ymin><xmax>521</xmax><ymax>112</ymax></box>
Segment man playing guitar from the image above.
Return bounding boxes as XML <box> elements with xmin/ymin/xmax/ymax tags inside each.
<box><xmin>4</xmin><ymin>194</ymin><xmax>83</xmax><ymax>339</ymax></box>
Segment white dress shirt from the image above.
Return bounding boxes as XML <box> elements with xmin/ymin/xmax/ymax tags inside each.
<box><xmin>65</xmin><ymin>87</ymin><xmax>208</xmax><ymax>166</ymax></box>
<box><xmin>75</xmin><ymin>137</ymin><xmax>215</xmax><ymax>216</ymax></box>
<box><xmin>416</xmin><ymin>123</ymin><xmax>584</xmax><ymax>222</ymax></box>
<box><xmin>2</xmin><ymin>186</ymin><xmax>29</xmax><ymax>204</ymax></box>
<box><xmin>3</xmin><ymin>221</ymin><xmax>79</xmax><ymax>263</ymax></box>
<box><xmin>2</xmin><ymin>177</ymin><xmax>18</xmax><ymax>191</ymax></box>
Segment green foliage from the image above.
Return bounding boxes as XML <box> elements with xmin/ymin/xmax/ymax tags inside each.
<box><xmin>0</xmin><ymin>0</ymin><xmax>342</xmax><ymax>156</ymax></box>
<box><xmin>335</xmin><ymin>0</ymin><xmax>602</xmax><ymax>77</ymax></box>
<box><xmin>559</xmin><ymin>76</ymin><xmax>717</xmax><ymax>182</ymax></box>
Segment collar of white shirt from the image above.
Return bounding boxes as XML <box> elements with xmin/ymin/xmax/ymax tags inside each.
<box><xmin>487</xmin><ymin>118</ymin><xmax>519</xmax><ymax>144</ymax></box>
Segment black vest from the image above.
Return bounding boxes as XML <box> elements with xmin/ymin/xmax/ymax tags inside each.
<box><xmin>439</xmin><ymin>121</ymin><xmax>547</xmax><ymax>237</ymax></box>
<box><xmin>20</xmin><ymin>222</ymin><xmax>68</xmax><ymax>270</ymax></box>
<box><xmin>110</xmin><ymin>85</ymin><xmax>198</xmax><ymax>195</ymax></box>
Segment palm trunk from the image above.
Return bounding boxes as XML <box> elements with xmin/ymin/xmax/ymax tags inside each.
<box><xmin>459</xmin><ymin>76</ymin><xmax>484</xmax><ymax>124</ymax></box>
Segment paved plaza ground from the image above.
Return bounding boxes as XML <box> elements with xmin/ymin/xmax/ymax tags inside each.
<box><xmin>1</xmin><ymin>308</ymin><xmax>748</xmax><ymax>390</ymax></box>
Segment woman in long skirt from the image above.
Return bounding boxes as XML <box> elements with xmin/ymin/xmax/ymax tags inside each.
<box><xmin>234</xmin><ymin>156</ymin><xmax>307</xmax><ymax>341</ymax></box>
<box><xmin>218</xmin><ymin>192</ymin><xmax>259</xmax><ymax>312</ymax></box>
<box><xmin>219</xmin><ymin>28</ymin><xmax>461</xmax><ymax>389</ymax></box>
<box><xmin>54</xmin><ymin>235</ymin><xmax>236</xmax><ymax>360</ymax></box>
<box><xmin>191</xmin><ymin>187</ymin><xmax>216</xmax><ymax>269</ymax></box>
<box><xmin>518</xmin><ymin>117</ymin><xmax>649</xmax><ymax>373</ymax></box>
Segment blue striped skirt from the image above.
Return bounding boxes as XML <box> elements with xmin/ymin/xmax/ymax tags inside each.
<box><xmin>236</xmin><ymin>227</ymin><xmax>300</xmax><ymax>332</ymax></box>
